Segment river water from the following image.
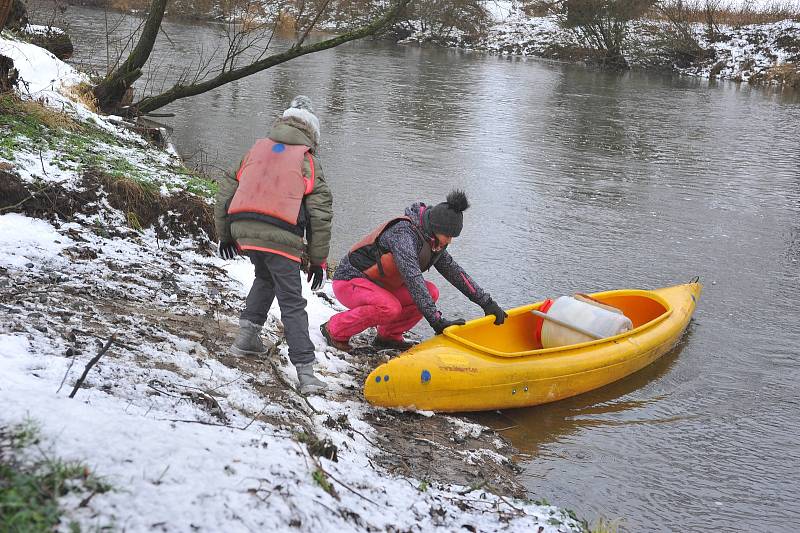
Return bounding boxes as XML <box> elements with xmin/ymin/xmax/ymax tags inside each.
<box><xmin>62</xmin><ymin>7</ymin><xmax>800</xmax><ymax>531</ymax></box>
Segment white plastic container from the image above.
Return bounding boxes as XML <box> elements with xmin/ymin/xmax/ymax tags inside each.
<box><xmin>539</xmin><ymin>296</ymin><xmax>633</xmax><ymax>348</ymax></box>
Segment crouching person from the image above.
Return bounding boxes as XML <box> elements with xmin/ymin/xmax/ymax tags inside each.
<box><xmin>321</xmin><ymin>190</ymin><xmax>507</xmax><ymax>352</ymax></box>
<box><xmin>214</xmin><ymin>95</ymin><xmax>332</xmax><ymax>395</ymax></box>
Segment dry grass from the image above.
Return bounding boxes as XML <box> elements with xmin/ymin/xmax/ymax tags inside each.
<box><xmin>590</xmin><ymin>517</ymin><xmax>622</xmax><ymax>533</ymax></box>
<box><xmin>651</xmin><ymin>1</ymin><xmax>800</xmax><ymax>26</ymax></box>
<box><xmin>63</xmin><ymin>82</ymin><xmax>100</xmax><ymax>114</ymax></box>
<box><xmin>274</xmin><ymin>9</ymin><xmax>298</xmax><ymax>33</ymax></box>
<box><xmin>94</xmin><ymin>170</ymin><xmax>216</xmax><ymax>239</ymax></box>
<box><xmin>0</xmin><ymin>92</ymin><xmax>81</xmax><ymax>132</ymax></box>
<box><xmin>96</xmin><ymin>171</ymin><xmax>158</xmax><ymax>215</ymax></box>
<box><xmin>0</xmin><ymin>168</ymin><xmax>215</xmax><ymax>240</ymax></box>
<box><xmin>757</xmin><ymin>61</ymin><xmax>800</xmax><ymax>85</ymax></box>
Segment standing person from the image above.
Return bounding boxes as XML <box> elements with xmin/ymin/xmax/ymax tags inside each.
<box><xmin>321</xmin><ymin>190</ymin><xmax>506</xmax><ymax>352</ymax></box>
<box><xmin>214</xmin><ymin>95</ymin><xmax>332</xmax><ymax>395</ymax></box>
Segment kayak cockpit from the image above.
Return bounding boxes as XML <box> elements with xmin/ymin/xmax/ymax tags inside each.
<box><xmin>444</xmin><ymin>290</ymin><xmax>671</xmax><ymax>357</ymax></box>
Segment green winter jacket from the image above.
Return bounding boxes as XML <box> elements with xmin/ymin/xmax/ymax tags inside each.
<box><xmin>214</xmin><ymin>117</ymin><xmax>333</xmax><ymax>266</ymax></box>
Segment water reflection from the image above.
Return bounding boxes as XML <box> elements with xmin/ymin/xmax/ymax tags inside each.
<box><xmin>469</xmin><ymin>326</ymin><xmax>693</xmax><ymax>457</ymax></box>
<box><xmin>266</xmin><ymin>66</ymin><xmax>303</xmax><ymax>112</ymax></box>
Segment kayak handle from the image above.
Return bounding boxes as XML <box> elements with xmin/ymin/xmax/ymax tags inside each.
<box><xmin>530</xmin><ymin>309</ymin><xmax>603</xmax><ymax>341</ymax></box>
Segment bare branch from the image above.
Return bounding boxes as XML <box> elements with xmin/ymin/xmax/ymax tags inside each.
<box><xmin>131</xmin><ymin>0</ymin><xmax>412</xmax><ymax>116</ymax></box>
<box><xmin>57</xmin><ymin>354</ymin><xmax>77</xmax><ymax>394</ymax></box>
<box><xmin>295</xmin><ymin>0</ymin><xmax>333</xmax><ymax>49</ymax></box>
<box><xmin>69</xmin><ymin>334</ymin><xmax>116</xmax><ymax>399</ymax></box>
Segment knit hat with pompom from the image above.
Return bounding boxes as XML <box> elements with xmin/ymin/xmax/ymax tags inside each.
<box><xmin>425</xmin><ymin>190</ymin><xmax>470</xmax><ymax>237</ymax></box>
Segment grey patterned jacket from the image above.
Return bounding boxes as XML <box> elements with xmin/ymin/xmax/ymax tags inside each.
<box><xmin>333</xmin><ymin>203</ymin><xmax>493</xmax><ymax>324</ymax></box>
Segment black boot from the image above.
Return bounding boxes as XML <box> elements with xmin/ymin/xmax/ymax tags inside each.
<box><xmin>372</xmin><ymin>336</ymin><xmax>416</xmax><ymax>351</ymax></box>
<box><xmin>320</xmin><ymin>322</ymin><xmax>352</xmax><ymax>353</ymax></box>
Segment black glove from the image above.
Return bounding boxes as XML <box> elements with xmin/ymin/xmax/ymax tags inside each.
<box><xmin>430</xmin><ymin>316</ymin><xmax>466</xmax><ymax>335</ymax></box>
<box><xmin>482</xmin><ymin>300</ymin><xmax>508</xmax><ymax>326</ymax></box>
<box><xmin>218</xmin><ymin>241</ymin><xmax>238</xmax><ymax>260</ymax></box>
<box><xmin>307</xmin><ymin>264</ymin><xmax>325</xmax><ymax>291</ymax></box>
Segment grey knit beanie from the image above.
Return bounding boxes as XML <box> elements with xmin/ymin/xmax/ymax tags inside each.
<box><xmin>282</xmin><ymin>95</ymin><xmax>320</xmax><ymax>145</ymax></box>
<box><xmin>425</xmin><ymin>190</ymin><xmax>470</xmax><ymax>237</ymax></box>
<box><xmin>289</xmin><ymin>95</ymin><xmax>314</xmax><ymax>114</ymax></box>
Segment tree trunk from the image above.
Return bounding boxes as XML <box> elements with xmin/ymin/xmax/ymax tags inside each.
<box><xmin>1</xmin><ymin>54</ymin><xmax>18</xmax><ymax>92</ymax></box>
<box><xmin>0</xmin><ymin>0</ymin><xmax>13</xmax><ymax>30</ymax></box>
<box><xmin>1</xmin><ymin>0</ymin><xmax>27</xmax><ymax>30</ymax></box>
<box><xmin>92</xmin><ymin>0</ymin><xmax>169</xmax><ymax>112</ymax></box>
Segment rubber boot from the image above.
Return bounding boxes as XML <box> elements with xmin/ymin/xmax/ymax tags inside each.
<box><xmin>296</xmin><ymin>363</ymin><xmax>328</xmax><ymax>395</ymax></box>
<box><xmin>230</xmin><ymin>319</ymin><xmax>269</xmax><ymax>357</ymax></box>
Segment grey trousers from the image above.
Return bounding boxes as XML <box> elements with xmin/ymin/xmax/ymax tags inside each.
<box><xmin>241</xmin><ymin>251</ymin><xmax>315</xmax><ymax>366</ymax></box>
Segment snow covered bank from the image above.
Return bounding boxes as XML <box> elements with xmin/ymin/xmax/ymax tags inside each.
<box><xmin>0</xmin><ymin>34</ymin><xmax>586</xmax><ymax>532</ymax></box>
<box><xmin>0</xmin><ymin>34</ymin><xmax>82</xmax><ymax>104</ymax></box>
<box><xmin>401</xmin><ymin>1</ymin><xmax>800</xmax><ymax>86</ymax></box>
<box><xmin>672</xmin><ymin>19</ymin><xmax>800</xmax><ymax>83</ymax></box>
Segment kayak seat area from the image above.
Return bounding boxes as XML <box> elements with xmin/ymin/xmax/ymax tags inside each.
<box><xmin>449</xmin><ymin>294</ymin><xmax>669</xmax><ymax>355</ymax></box>
<box><xmin>598</xmin><ymin>294</ymin><xmax>668</xmax><ymax>329</ymax></box>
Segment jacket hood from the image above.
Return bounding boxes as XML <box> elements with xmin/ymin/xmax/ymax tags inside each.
<box><xmin>268</xmin><ymin>116</ymin><xmax>318</xmax><ymax>152</ymax></box>
<box><xmin>404</xmin><ymin>202</ymin><xmax>433</xmax><ymax>239</ymax></box>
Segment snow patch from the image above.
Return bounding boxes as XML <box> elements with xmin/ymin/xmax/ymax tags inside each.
<box><xmin>0</xmin><ymin>213</ymin><xmax>73</xmax><ymax>269</ymax></box>
<box><xmin>0</xmin><ymin>34</ymin><xmax>84</xmax><ymax>100</ymax></box>
<box><xmin>23</xmin><ymin>24</ymin><xmax>66</xmax><ymax>35</ymax></box>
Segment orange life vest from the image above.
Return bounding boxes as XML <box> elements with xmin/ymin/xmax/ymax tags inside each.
<box><xmin>227</xmin><ymin>138</ymin><xmax>315</xmax><ymax>235</ymax></box>
<box><xmin>348</xmin><ymin>216</ymin><xmax>443</xmax><ymax>290</ymax></box>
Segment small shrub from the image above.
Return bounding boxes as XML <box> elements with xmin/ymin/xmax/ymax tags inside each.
<box><xmin>755</xmin><ymin>61</ymin><xmax>800</xmax><ymax>86</ymax></box>
<box><xmin>295</xmin><ymin>431</ymin><xmax>339</xmax><ymax>462</ymax></box>
<box><xmin>311</xmin><ymin>469</ymin><xmax>334</xmax><ymax>495</ymax></box>
<box><xmin>0</xmin><ymin>423</ymin><xmax>111</xmax><ymax>532</ymax></box>
<box><xmin>400</xmin><ymin>0</ymin><xmax>490</xmax><ymax>42</ymax></box>
<box><xmin>655</xmin><ymin>0</ymin><xmax>713</xmax><ymax>66</ymax></box>
<box><xmin>521</xmin><ymin>0</ymin><xmax>554</xmax><ymax>17</ymax></box>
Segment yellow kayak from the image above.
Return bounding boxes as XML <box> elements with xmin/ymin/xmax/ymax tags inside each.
<box><xmin>364</xmin><ymin>281</ymin><xmax>701</xmax><ymax>412</ymax></box>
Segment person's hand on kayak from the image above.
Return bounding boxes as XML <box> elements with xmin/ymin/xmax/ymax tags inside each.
<box><xmin>482</xmin><ymin>299</ymin><xmax>508</xmax><ymax>325</ymax></box>
<box><xmin>430</xmin><ymin>315</ymin><xmax>466</xmax><ymax>334</ymax></box>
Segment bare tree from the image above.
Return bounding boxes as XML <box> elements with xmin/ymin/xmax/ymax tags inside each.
<box><xmin>402</xmin><ymin>0</ymin><xmax>488</xmax><ymax>42</ymax></box>
<box><xmin>531</xmin><ymin>0</ymin><xmax>655</xmax><ymax>67</ymax></box>
<box><xmin>703</xmin><ymin>0</ymin><xmax>721</xmax><ymax>42</ymax></box>
<box><xmin>656</xmin><ymin>0</ymin><xmax>710</xmax><ymax>67</ymax></box>
<box><xmin>92</xmin><ymin>0</ymin><xmax>412</xmax><ymax>116</ymax></box>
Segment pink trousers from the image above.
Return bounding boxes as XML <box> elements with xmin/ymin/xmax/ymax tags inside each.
<box><xmin>328</xmin><ymin>278</ymin><xmax>439</xmax><ymax>341</ymax></box>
